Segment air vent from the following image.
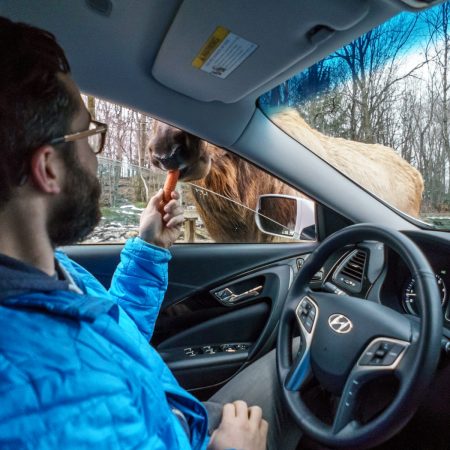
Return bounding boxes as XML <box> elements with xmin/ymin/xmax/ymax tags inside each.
<box><xmin>333</xmin><ymin>250</ymin><xmax>367</xmax><ymax>293</ymax></box>
<box><xmin>341</xmin><ymin>250</ymin><xmax>366</xmax><ymax>282</ymax></box>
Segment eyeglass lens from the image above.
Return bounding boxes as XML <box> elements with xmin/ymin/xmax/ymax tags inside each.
<box><xmin>88</xmin><ymin>132</ymin><xmax>102</xmax><ymax>154</ymax></box>
<box><xmin>88</xmin><ymin>122</ymin><xmax>105</xmax><ymax>154</ymax></box>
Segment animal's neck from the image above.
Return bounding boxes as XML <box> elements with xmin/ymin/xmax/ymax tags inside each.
<box><xmin>188</xmin><ymin>152</ymin><xmax>256</xmax><ymax>241</ymax></box>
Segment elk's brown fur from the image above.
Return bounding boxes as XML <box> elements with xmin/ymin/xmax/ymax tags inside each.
<box><xmin>188</xmin><ymin>147</ymin><xmax>299</xmax><ymax>242</ymax></box>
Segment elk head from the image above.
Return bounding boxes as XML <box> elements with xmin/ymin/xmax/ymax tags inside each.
<box><xmin>148</xmin><ymin>121</ymin><xmax>211</xmax><ymax>181</ymax></box>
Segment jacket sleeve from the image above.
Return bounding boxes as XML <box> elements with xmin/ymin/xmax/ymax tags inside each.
<box><xmin>108</xmin><ymin>237</ymin><xmax>172</xmax><ymax>341</ymax></box>
<box><xmin>56</xmin><ymin>237</ymin><xmax>171</xmax><ymax>341</ymax></box>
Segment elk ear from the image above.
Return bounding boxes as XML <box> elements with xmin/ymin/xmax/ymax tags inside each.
<box><xmin>29</xmin><ymin>145</ymin><xmax>63</xmax><ymax>195</ymax></box>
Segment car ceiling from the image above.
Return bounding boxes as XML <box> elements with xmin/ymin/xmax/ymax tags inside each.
<box><xmin>2</xmin><ymin>0</ymin><xmax>435</xmax><ymax>146</ymax></box>
<box><xmin>1</xmin><ymin>0</ymin><xmax>441</xmax><ymax>230</ymax></box>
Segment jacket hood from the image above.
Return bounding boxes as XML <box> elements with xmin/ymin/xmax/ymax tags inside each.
<box><xmin>0</xmin><ymin>253</ymin><xmax>69</xmax><ymax>300</ymax></box>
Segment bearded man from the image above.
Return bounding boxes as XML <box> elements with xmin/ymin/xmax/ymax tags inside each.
<box><xmin>0</xmin><ymin>16</ymin><xmax>306</xmax><ymax>450</ymax></box>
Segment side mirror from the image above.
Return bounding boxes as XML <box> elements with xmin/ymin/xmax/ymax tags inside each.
<box><xmin>255</xmin><ymin>194</ymin><xmax>316</xmax><ymax>240</ymax></box>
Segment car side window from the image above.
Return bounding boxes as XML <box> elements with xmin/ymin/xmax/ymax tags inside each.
<box><xmin>82</xmin><ymin>95</ymin><xmax>316</xmax><ymax>244</ymax></box>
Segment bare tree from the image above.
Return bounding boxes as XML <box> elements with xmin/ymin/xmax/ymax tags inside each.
<box><xmin>424</xmin><ymin>3</ymin><xmax>450</xmax><ymax>207</ymax></box>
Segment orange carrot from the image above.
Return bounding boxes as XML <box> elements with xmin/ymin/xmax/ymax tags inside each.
<box><xmin>159</xmin><ymin>169</ymin><xmax>180</xmax><ymax>213</ymax></box>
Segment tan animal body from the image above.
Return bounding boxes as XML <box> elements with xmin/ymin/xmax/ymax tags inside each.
<box><xmin>271</xmin><ymin>109</ymin><xmax>423</xmax><ymax>216</ymax></box>
<box><xmin>148</xmin><ymin>109</ymin><xmax>423</xmax><ymax>242</ymax></box>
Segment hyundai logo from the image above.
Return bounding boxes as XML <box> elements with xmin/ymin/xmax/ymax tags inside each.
<box><xmin>328</xmin><ymin>314</ymin><xmax>353</xmax><ymax>334</ymax></box>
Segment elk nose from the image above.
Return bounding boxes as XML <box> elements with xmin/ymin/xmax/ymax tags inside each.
<box><xmin>153</xmin><ymin>144</ymin><xmax>183</xmax><ymax>170</ymax></box>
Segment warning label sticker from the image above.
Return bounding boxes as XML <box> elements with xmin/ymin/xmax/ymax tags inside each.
<box><xmin>192</xmin><ymin>26</ymin><xmax>258</xmax><ymax>79</ymax></box>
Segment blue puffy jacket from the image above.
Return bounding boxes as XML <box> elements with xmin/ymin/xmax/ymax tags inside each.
<box><xmin>0</xmin><ymin>237</ymin><xmax>209</xmax><ymax>449</ymax></box>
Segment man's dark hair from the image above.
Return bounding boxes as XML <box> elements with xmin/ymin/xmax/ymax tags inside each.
<box><xmin>0</xmin><ymin>17</ymin><xmax>79</xmax><ymax>206</ymax></box>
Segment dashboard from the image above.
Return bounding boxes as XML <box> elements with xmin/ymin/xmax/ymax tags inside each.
<box><xmin>380</xmin><ymin>236</ymin><xmax>450</xmax><ymax>329</ymax></box>
<box><xmin>309</xmin><ymin>230</ymin><xmax>450</xmax><ymax>331</ymax></box>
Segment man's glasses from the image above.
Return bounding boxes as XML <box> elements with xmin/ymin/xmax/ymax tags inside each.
<box><xmin>18</xmin><ymin>120</ymin><xmax>108</xmax><ymax>186</ymax></box>
<box><xmin>49</xmin><ymin>120</ymin><xmax>108</xmax><ymax>155</ymax></box>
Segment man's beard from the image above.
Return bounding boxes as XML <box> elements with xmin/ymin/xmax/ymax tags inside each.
<box><xmin>48</xmin><ymin>153</ymin><xmax>101</xmax><ymax>247</ymax></box>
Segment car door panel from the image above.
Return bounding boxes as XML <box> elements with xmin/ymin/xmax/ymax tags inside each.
<box><xmin>156</xmin><ymin>262</ymin><xmax>296</xmax><ymax>391</ymax></box>
<box><xmin>64</xmin><ymin>241</ymin><xmax>318</xmax><ymax>393</ymax></box>
<box><xmin>165</xmin><ymin>243</ymin><xmax>317</xmax><ymax>304</ymax></box>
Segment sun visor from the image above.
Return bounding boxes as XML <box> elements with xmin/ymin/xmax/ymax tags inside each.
<box><xmin>151</xmin><ymin>0</ymin><xmax>372</xmax><ymax>103</ymax></box>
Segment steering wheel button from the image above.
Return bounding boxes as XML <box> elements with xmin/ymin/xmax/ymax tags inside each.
<box><xmin>382</xmin><ymin>353</ymin><xmax>397</xmax><ymax>366</ymax></box>
<box><xmin>361</xmin><ymin>348</ymin><xmax>376</xmax><ymax>362</ymax></box>
<box><xmin>381</xmin><ymin>344</ymin><xmax>405</xmax><ymax>365</ymax></box>
<box><xmin>391</xmin><ymin>344</ymin><xmax>405</xmax><ymax>354</ymax></box>
<box><xmin>305</xmin><ymin>317</ymin><xmax>314</xmax><ymax>332</ymax></box>
<box><xmin>368</xmin><ymin>357</ymin><xmax>383</xmax><ymax>366</ymax></box>
<box><xmin>380</xmin><ymin>342</ymin><xmax>392</xmax><ymax>352</ymax></box>
<box><xmin>344</xmin><ymin>395</ymin><xmax>354</xmax><ymax>408</ymax></box>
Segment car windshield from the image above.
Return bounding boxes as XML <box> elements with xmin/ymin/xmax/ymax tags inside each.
<box><xmin>259</xmin><ymin>2</ymin><xmax>450</xmax><ymax>231</ymax></box>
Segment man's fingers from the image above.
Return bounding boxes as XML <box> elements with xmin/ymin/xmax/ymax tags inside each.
<box><xmin>170</xmin><ymin>190</ymin><xmax>180</xmax><ymax>200</ymax></box>
<box><xmin>163</xmin><ymin>201</ymin><xmax>184</xmax><ymax>227</ymax></box>
<box><xmin>146</xmin><ymin>188</ymin><xmax>180</xmax><ymax>215</ymax></box>
<box><xmin>165</xmin><ymin>214</ymin><xmax>184</xmax><ymax>229</ymax></box>
<box><xmin>164</xmin><ymin>205</ymin><xmax>183</xmax><ymax>219</ymax></box>
<box><xmin>163</xmin><ymin>197</ymin><xmax>181</xmax><ymax>213</ymax></box>
<box><xmin>248</xmin><ymin>405</ymin><xmax>263</xmax><ymax>424</ymax></box>
<box><xmin>221</xmin><ymin>403</ymin><xmax>236</xmax><ymax>422</ymax></box>
<box><xmin>233</xmin><ymin>400</ymin><xmax>248</xmax><ymax>419</ymax></box>
<box><xmin>210</xmin><ymin>402</ymin><xmax>267</xmax><ymax>450</ymax></box>
<box><xmin>147</xmin><ymin>189</ymin><xmax>163</xmax><ymax>210</ymax></box>
<box><xmin>260</xmin><ymin>418</ymin><xmax>269</xmax><ymax>433</ymax></box>
<box><xmin>209</xmin><ymin>429</ymin><xmax>218</xmax><ymax>442</ymax></box>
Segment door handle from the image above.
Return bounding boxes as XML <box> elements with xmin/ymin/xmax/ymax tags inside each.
<box><xmin>215</xmin><ymin>285</ymin><xmax>263</xmax><ymax>305</ymax></box>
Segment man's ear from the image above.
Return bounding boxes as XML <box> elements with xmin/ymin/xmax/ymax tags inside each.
<box><xmin>29</xmin><ymin>145</ymin><xmax>64</xmax><ymax>194</ymax></box>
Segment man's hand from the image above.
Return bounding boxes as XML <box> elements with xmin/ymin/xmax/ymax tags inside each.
<box><xmin>139</xmin><ymin>190</ymin><xmax>184</xmax><ymax>248</ymax></box>
<box><xmin>207</xmin><ymin>401</ymin><xmax>268</xmax><ymax>450</ymax></box>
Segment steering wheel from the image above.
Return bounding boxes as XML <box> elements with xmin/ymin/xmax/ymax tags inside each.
<box><xmin>277</xmin><ymin>224</ymin><xmax>443</xmax><ymax>449</ymax></box>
